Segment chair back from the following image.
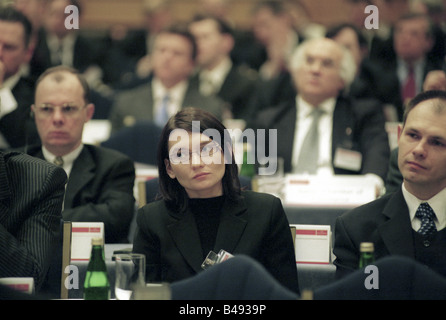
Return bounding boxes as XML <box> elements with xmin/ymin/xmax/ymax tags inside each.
<box><xmin>101</xmin><ymin>121</ymin><xmax>162</xmax><ymax>165</ymax></box>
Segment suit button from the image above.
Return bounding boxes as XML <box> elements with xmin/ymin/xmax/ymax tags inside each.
<box><xmin>423</xmin><ymin>240</ymin><xmax>431</xmax><ymax>247</ymax></box>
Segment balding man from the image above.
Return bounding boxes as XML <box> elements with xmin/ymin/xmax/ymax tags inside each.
<box><xmin>253</xmin><ymin>38</ymin><xmax>390</xmax><ymax>188</ymax></box>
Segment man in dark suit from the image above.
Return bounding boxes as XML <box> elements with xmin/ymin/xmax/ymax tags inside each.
<box><xmin>0</xmin><ymin>150</ymin><xmax>67</xmax><ymax>291</ymax></box>
<box><xmin>326</xmin><ymin>23</ymin><xmax>403</xmax><ymax>121</ymax></box>
<box><xmin>370</xmin><ymin>13</ymin><xmax>444</xmax><ymax>111</ymax></box>
<box><xmin>253</xmin><ymin>37</ymin><xmax>390</xmax><ymax>186</ymax></box>
<box><xmin>0</xmin><ymin>7</ymin><xmax>39</xmax><ymax>149</ymax></box>
<box><xmin>188</xmin><ymin>14</ymin><xmax>258</xmax><ymax>121</ymax></box>
<box><xmin>108</xmin><ymin>24</ymin><xmax>227</xmax><ymax>133</ymax></box>
<box><xmin>334</xmin><ymin>90</ymin><xmax>446</xmax><ymax>278</ymax></box>
<box><xmin>30</xmin><ymin>0</ymin><xmax>104</xmax><ymax>79</ymax></box>
<box><xmin>26</xmin><ymin>66</ymin><xmax>135</xmax><ymax>243</ymax></box>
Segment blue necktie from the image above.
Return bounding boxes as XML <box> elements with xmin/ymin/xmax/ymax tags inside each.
<box><xmin>415</xmin><ymin>203</ymin><xmax>437</xmax><ymax>237</ymax></box>
<box><xmin>155</xmin><ymin>94</ymin><xmax>170</xmax><ymax>127</ymax></box>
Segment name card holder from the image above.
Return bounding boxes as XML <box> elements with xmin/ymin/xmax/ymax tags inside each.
<box><xmin>292</xmin><ymin>224</ymin><xmax>331</xmax><ymax>264</ymax></box>
<box><xmin>70</xmin><ymin>222</ymin><xmax>104</xmax><ymax>261</ymax></box>
<box><xmin>0</xmin><ymin>277</ymin><xmax>34</xmax><ymax>294</ymax></box>
<box><xmin>284</xmin><ymin>175</ymin><xmax>376</xmax><ymax>208</ymax></box>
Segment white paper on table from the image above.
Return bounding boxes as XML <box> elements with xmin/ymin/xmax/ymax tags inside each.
<box><xmin>284</xmin><ymin>174</ymin><xmax>376</xmax><ymax>207</ymax></box>
<box><xmin>70</xmin><ymin>222</ymin><xmax>104</xmax><ymax>261</ymax></box>
<box><xmin>292</xmin><ymin>224</ymin><xmax>331</xmax><ymax>264</ymax></box>
<box><xmin>82</xmin><ymin>120</ymin><xmax>111</xmax><ymax>145</ymax></box>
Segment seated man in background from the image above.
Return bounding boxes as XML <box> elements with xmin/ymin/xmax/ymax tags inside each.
<box><xmin>188</xmin><ymin>14</ymin><xmax>258</xmax><ymax>122</ymax></box>
<box><xmin>334</xmin><ymin>90</ymin><xmax>446</xmax><ymax>278</ymax></box>
<box><xmin>108</xmin><ymin>24</ymin><xmax>227</xmax><ymax>133</ymax></box>
<box><xmin>253</xmin><ymin>37</ymin><xmax>390</xmax><ymax>189</ymax></box>
<box><xmin>24</xmin><ymin>66</ymin><xmax>136</xmax><ymax>243</ymax></box>
<box><xmin>0</xmin><ymin>150</ymin><xmax>67</xmax><ymax>291</ymax></box>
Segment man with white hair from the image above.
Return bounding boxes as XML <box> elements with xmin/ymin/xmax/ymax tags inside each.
<box><xmin>253</xmin><ymin>37</ymin><xmax>390</xmax><ymax>186</ymax></box>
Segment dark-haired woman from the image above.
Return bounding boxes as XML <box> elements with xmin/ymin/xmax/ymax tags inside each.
<box><xmin>133</xmin><ymin>107</ymin><xmax>299</xmax><ymax>294</ymax></box>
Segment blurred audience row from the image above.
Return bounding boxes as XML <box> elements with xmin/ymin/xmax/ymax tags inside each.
<box><xmin>2</xmin><ymin>0</ymin><xmax>446</xmax><ymax>297</ymax></box>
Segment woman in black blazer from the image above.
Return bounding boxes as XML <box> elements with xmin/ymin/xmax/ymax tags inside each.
<box><xmin>133</xmin><ymin>108</ymin><xmax>299</xmax><ymax>294</ymax></box>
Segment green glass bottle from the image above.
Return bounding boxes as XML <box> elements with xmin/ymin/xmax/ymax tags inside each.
<box><xmin>83</xmin><ymin>238</ymin><xmax>110</xmax><ymax>300</ymax></box>
<box><xmin>240</xmin><ymin>143</ymin><xmax>256</xmax><ymax>178</ymax></box>
<box><xmin>359</xmin><ymin>242</ymin><xmax>375</xmax><ymax>268</ymax></box>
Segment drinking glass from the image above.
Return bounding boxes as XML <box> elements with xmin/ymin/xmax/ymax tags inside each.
<box><xmin>113</xmin><ymin>253</ymin><xmax>145</xmax><ymax>300</ymax></box>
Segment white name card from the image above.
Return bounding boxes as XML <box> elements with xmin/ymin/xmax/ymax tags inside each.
<box><xmin>284</xmin><ymin>175</ymin><xmax>376</xmax><ymax>207</ymax></box>
<box><xmin>82</xmin><ymin>120</ymin><xmax>111</xmax><ymax>145</ymax></box>
<box><xmin>292</xmin><ymin>224</ymin><xmax>331</xmax><ymax>264</ymax></box>
<box><xmin>0</xmin><ymin>277</ymin><xmax>34</xmax><ymax>294</ymax></box>
<box><xmin>70</xmin><ymin>222</ymin><xmax>104</xmax><ymax>261</ymax></box>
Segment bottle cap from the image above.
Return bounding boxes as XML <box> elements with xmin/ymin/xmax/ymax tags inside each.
<box><xmin>360</xmin><ymin>242</ymin><xmax>374</xmax><ymax>252</ymax></box>
<box><xmin>91</xmin><ymin>238</ymin><xmax>104</xmax><ymax>246</ymax></box>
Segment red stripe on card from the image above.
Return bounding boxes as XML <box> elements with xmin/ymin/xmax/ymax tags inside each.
<box><xmin>296</xmin><ymin>229</ymin><xmax>328</xmax><ymax>236</ymax></box>
<box><xmin>72</xmin><ymin>227</ymin><xmax>101</xmax><ymax>233</ymax></box>
<box><xmin>7</xmin><ymin>284</ymin><xmax>30</xmax><ymax>291</ymax></box>
<box><xmin>296</xmin><ymin>230</ymin><xmax>316</xmax><ymax>235</ymax></box>
<box><xmin>72</xmin><ymin>227</ymin><xmax>90</xmax><ymax>233</ymax></box>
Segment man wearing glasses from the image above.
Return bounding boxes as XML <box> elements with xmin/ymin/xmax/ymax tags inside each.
<box><xmin>25</xmin><ymin>65</ymin><xmax>136</xmax><ymax>243</ymax></box>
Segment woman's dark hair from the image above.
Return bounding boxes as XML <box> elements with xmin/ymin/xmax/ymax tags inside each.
<box><xmin>157</xmin><ymin>107</ymin><xmax>241</xmax><ymax>212</ymax></box>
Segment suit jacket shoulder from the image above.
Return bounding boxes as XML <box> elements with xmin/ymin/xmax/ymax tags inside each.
<box><xmin>0</xmin><ymin>151</ymin><xmax>66</xmax><ymax>289</ymax></box>
<box><xmin>81</xmin><ymin>143</ymin><xmax>135</xmax><ymax>164</ymax></box>
<box><xmin>183</xmin><ymin>83</ymin><xmax>226</xmax><ymax>120</ymax></box>
<box><xmin>252</xmin><ymin>99</ymin><xmax>296</xmax><ymax>129</ymax></box>
<box><xmin>333</xmin><ymin>190</ymin><xmax>413</xmax><ymax>276</ymax></box>
<box><xmin>109</xmin><ymin>82</ymin><xmax>153</xmax><ymax>132</ymax></box>
<box><xmin>0</xmin><ymin>77</ymin><xmax>38</xmax><ymax>148</ymax></box>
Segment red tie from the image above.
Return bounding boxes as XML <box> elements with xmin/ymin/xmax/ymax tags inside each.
<box><xmin>402</xmin><ymin>66</ymin><xmax>415</xmax><ymax>101</ymax></box>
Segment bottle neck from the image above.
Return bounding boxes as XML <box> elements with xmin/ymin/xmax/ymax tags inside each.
<box><xmin>359</xmin><ymin>251</ymin><xmax>375</xmax><ymax>268</ymax></box>
<box><xmin>87</xmin><ymin>245</ymin><xmax>107</xmax><ymax>271</ymax></box>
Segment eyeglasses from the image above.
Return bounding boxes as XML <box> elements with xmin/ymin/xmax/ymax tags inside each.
<box><xmin>169</xmin><ymin>141</ymin><xmax>223</xmax><ymax>165</ymax></box>
<box><xmin>34</xmin><ymin>103</ymin><xmax>86</xmax><ymax>118</ymax></box>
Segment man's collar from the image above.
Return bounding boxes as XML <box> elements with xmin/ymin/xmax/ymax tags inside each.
<box><xmin>2</xmin><ymin>69</ymin><xmax>22</xmax><ymax>90</ymax></box>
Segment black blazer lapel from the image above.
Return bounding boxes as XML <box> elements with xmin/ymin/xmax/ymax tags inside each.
<box><xmin>0</xmin><ymin>156</ymin><xmax>10</xmax><ymax>221</ymax></box>
<box><xmin>213</xmin><ymin>197</ymin><xmax>248</xmax><ymax>254</ymax></box>
<box><xmin>377</xmin><ymin>190</ymin><xmax>415</xmax><ymax>258</ymax></box>
<box><xmin>332</xmin><ymin>97</ymin><xmax>355</xmax><ymax>156</ymax></box>
<box><xmin>167</xmin><ymin>209</ymin><xmax>204</xmax><ymax>273</ymax></box>
<box><xmin>276</xmin><ymin>103</ymin><xmax>297</xmax><ymax>173</ymax></box>
<box><xmin>64</xmin><ymin>147</ymin><xmax>95</xmax><ymax>208</ymax></box>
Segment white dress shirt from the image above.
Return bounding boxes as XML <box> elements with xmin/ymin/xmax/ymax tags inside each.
<box><xmin>199</xmin><ymin>57</ymin><xmax>232</xmax><ymax>96</ymax></box>
<box><xmin>291</xmin><ymin>95</ymin><xmax>335</xmax><ymax>175</ymax></box>
<box><xmin>47</xmin><ymin>33</ymin><xmax>76</xmax><ymax>67</ymax></box>
<box><xmin>402</xmin><ymin>184</ymin><xmax>446</xmax><ymax>232</ymax></box>
<box><xmin>152</xmin><ymin>78</ymin><xmax>188</xmax><ymax>120</ymax></box>
<box><xmin>0</xmin><ymin>70</ymin><xmax>22</xmax><ymax>148</ymax></box>
<box><xmin>42</xmin><ymin>143</ymin><xmax>84</xmax><ymax>178</ymax></box>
